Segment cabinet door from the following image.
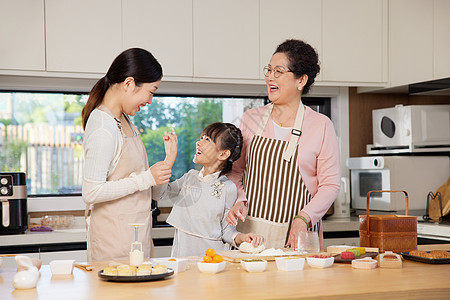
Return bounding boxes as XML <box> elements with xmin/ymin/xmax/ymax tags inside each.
<box><xmin>433</xmin><ymin>0</ymin><xmax>450</xmax><ymax>80</ymax></box>
<box><xmin>389</xmin><ymin>0</ymin><xmax>433</xmax><ymax>87</ymax></box>
<box><xmin>123</xmin><ymin>0</ymin><xmax>193</xmax><ymax>78</ymax></box>
<box><xmin>45</xmin><ymin>0</ymin><xmax>122</xmax><ymax>73</ymax></box>
<box><xmin>260</xmin><ymin>0</ymin><xmax>322</xmax><ymax>81</ymax></box>
<box><xmin>193</xmin><ymin>0</ymin><xmax>259</xmax><ymax>79</ymax></box>
<box><xmin>0</xmin><ymin>0</ymin><xmax>45</xmax><ymax>71</ymax></box>
<box><xmin>322</xmin><ymin>0</ymin><xmax>385</xmax><ymax>83</ymax></box>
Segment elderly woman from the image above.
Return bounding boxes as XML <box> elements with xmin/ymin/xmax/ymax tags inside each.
<box><xmin>227</xmin><ymin>39</ymin><xmax>341</xmax><ymax>249</ymax></box>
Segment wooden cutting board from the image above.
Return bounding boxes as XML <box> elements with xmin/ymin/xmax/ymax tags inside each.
<box><xmin>216</xmin><ymin>249</ymin><xmax>326</xmax><ymax>263</ymax></box>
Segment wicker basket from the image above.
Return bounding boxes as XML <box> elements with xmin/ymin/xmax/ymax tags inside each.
<box><xmin>359</xmin><ymin>190</ymin><xmax>417</xmax><ymax>253</ymax></box>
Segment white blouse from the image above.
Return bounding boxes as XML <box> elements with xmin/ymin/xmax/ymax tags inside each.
<box><xmin>82</xmin><ymin>109</ymin><xmax>155</xmax><ymax>205</ymax></box>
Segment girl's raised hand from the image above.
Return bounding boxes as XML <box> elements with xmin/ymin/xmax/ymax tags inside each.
<box><xmin>163</xmin><ymin>128</ymin><xmax>178</xmax><ymax>167</ymax></box>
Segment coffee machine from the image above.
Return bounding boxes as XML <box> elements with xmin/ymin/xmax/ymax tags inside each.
<box><xmin>0</xmin><ymin>172</ymin><xmax>28</xmax><ymax>235</ymax></box>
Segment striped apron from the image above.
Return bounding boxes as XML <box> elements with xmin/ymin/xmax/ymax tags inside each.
<box><xmin>238</xmin><ymin>102</ymin><xmax>319</xmax><ymax>249</ymax></box>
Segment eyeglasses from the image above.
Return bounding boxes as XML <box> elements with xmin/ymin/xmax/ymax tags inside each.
<box><xmin>263</xmin><ymin>65</ymin><xmax>293</xmax><ymax>78</ymax></box>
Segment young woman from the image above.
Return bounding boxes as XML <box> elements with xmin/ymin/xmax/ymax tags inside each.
<box><xmin>227</xmin><ymin>39</ymin><xmax>341</xmax><ymax>250</ymax></box>
<box><xmin>82</xmin><ymin>48</ymin><xmax>172</xmax><ymax>261</ymax></box>
<box><xmin>154</xmin><ymin>122</ymin><xmax>264</xmax><ymax>257</ymax></box>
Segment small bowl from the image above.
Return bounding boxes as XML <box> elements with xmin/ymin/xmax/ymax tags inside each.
<box><xmin>152</xmin><ymin>257</ymin><xmax>188</xmax><ymax>273</ymax></box>
<box><xmin>275</xmin><ymin>257</ymin><xmax>305</xmax><ymax>271</ymax></box>
<box><xmin>240</xmin><ymin>259</ymin><xmax>267</xmax><ymax>272</ymax></box>
<box><xmin>49</xmin><ymin>260</ymin><xmax>75</xmax><ymax>275</ymax></box>
<box><xmin>197</xmin><ymin>261</ymin><xmax>226</xmax><ymax>274</ymax></box>
<box><xmin>306</xmin><ymin>256</ymin><xmax>334</xmax><ymax>269</ymax></box>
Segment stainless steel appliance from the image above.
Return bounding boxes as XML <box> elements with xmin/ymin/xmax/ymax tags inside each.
<box><xmin>371</xmin><ymin>104</ymin><xmax>450</xmax><ymax>153</ymax></box>
<box><xmin>346</xmin><ymin>156</ymin><xmax>450</xmax><ymax>215</ymax></box>
<box><xmin>0</xmin><ymin>172</ymin><xmax>28</xmax><ymax>235</ymax></box>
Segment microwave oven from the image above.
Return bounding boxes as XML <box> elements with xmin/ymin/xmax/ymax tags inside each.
<box><xmin>372</xmin><ymin>104</ymin><xmax>450</xmax><ymax>150</ymax></box>
<box><xmin>346</xmin><ymin>156</ymin><xmax>450</xmax><ymax>213</ymax></box>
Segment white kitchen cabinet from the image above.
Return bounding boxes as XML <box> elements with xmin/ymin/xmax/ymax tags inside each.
<box><xmin>433</xmin><ymin>0</ymin><xmax>450</xmax><ymax>80</ymax></box>
<box><xmin>0</xmin><ymin>0</ymin><xmax>45</xmax><ymax>71</ymax></box>
<box><xmin>322</xmin><ymin>0</ymin><xmax>386</xmax><ymax>84</ymax></box>
<box><xmin>45</xmin><ymin>0</ymin><xmax>122</xmax><ymax>74</ymax></box>
<box><xmin>260</xmin><ymin>0</ymin><xmax>322</xmax><ymax>81</ymax></box>
<box><xmin>389</xmin><ymin>0</ymin><xmax>433</xmax><ymax>87</ymax></box>
<box><xmin>122</xmin><ymin>0</ymin><xmax>193</xmax><ymax>78</ymax></box>
<box><xmin>193</xmin><ymin>0</ymin><xmax>259</xmax><ymax>80</ymax></box>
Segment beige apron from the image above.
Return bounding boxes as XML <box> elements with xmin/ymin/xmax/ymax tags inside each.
<box><xmin>85</xmin><ymin>105</ymin><xmax>154</xmax><ymax>262</ymax></box>
<box><xmin>238</xmin><ymin>102</ymin><xmax>319</xmax><ymax>249</ymax></box>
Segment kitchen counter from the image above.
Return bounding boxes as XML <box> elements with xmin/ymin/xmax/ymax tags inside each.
<box><xmin>1</xmin><ymin>244</ymin><xmax>449</xmax><ymax>300</ymax></box>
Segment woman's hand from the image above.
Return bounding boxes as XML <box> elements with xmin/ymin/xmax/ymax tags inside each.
<box><xmin>235</xmin><ymin>232</ymin><xmax>265</xmax><ymax>246</ymax></box>
<box><xmin>150</xmin><ymin>161</ymin><xmax>172</xmax><ymax>185</ymax></box>
<box><xmin>163</xmin><ymin>128</ymin><xmax>178</xmax><ymax>167</ymax></box>
<box><xmin>226</xmin><ymin>201</ymin><xmax>248</xmax><ymax>226</ymax></box>
<box><xmin>285</xmin><ymin>217</ymin><xmax>309</xmax><ymax>250</ymax></box>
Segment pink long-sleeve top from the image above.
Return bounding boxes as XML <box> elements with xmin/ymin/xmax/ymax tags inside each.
<box><xmin>228</xmin><ymin>104</ymin><xmax>341</xmax><ymax>226</ymax></box>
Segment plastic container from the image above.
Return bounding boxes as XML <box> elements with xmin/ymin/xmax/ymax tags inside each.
<box><xmin>275</xmin><ymin>257</ymin><xmax>305</xmax><ymax>271</ymax></box>
<box><xmin>352</xmin><ymin>257</ymin><xmax>378</xmax><ymax>269</ymax></box>
<box><xmin>49</xmin><ymin>260</ymin><xmax>75</xmax><ymax>275</ymax></box>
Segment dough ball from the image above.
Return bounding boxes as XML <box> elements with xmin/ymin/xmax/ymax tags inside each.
<box><xmin>239</xmin><ymin>242</ymin><xmax>265</xmax><ymax>254</ymax></box>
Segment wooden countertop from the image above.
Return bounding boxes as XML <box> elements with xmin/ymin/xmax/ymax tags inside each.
<box><xmin>1</xmin><ymin>245</ymin><xmax>450</xmax><ymax>300</ymax></box>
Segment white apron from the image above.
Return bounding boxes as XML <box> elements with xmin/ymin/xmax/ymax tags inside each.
<box><xmin>238</xmin><ymin>102</ymin><xmax>320</xmax><ymax>249</ymax></box>
<box><xmin>86</xmin><ymin>105</ymin><xmax>154</xmax><ymax>262</ymax></box>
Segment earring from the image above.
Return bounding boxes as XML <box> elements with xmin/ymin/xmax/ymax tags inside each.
<box><xmin>298</xmin><ymin>85</ymin><xmax>303</xmax><ymax>91</ymax></box>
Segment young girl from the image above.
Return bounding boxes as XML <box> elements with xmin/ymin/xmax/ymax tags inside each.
<box><xmin>155</xmin><ymin>122</ymin><xmax>265</xmax><ymax>257</ymax></box>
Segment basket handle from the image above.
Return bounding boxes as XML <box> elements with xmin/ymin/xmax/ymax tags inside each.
<box><xmin>365</xmin><ymin>190</ymin><xmax>409</xmax><ymax>235</ymax></box>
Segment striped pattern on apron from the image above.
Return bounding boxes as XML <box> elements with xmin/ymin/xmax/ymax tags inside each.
<box><xmin>243</xmin><ymin>135</ymin><xmax>318</xmax><ymax>233</ymax></box>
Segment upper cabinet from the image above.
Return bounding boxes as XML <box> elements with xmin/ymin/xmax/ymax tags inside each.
<box><xmin>0</xmin><ymin>0</ymin><xmax>45</xmax><ymax>71</ymax></box>
<box><xmin>45</xmin><ymin>0</ymin><xmax>122</xmax><ymax>73</ymax></box>
<box><xmin>122</xmin><ymin>0</ymin><xmax>193</xmax><ymax>78</ymax></box>
<box><xmin>322</xmin><ymin>0</ymin><xmax>386</xmax><ymax>84</ymax></box>
<box><xmin>389</xmin><ymin>0</ymin><xmax>433</xmax><ymax>87</ymax></box>
<box><xmin>433</xmin><ymin>0</ymin><xmax>450</xmax><ymax>80</ymax></box>
<box><xmin>388</xmin><ymin>0</ymin><xmax>450</xmax><ymax>87</ymax></box>
<box><xmin>193</xmin><ymin>0</ymin><xmax>259</xmax><ymax>80</ymax></box>
<box><xmin>260</xmin><ymin>0</ymin><xmax>322</xmax><ymax>81</ymax></box>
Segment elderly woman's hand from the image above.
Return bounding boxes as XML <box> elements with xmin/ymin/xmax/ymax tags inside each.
<box><xmin>285</xmin><ymin>217</ymin><xmax>309</xmax><ymax>250</ymax></box>
<box><xmin>226</xmin><ymin>201</ymin><xmax>248</xmax><ymax>226</ymax></box>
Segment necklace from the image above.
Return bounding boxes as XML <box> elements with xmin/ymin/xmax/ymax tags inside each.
<box><xmin>274</xmin><ymin>108</ymin><xmax>297</xmax><ymax>127</ymax></box>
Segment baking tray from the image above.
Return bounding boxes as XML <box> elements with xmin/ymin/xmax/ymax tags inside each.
<box><xmin>399</xmin><ymin>251</ymin><xmax>450</xmax><ymax>264</ymax></box>
<box><xmin>98</xmin><ymin>268</ymin><xmax>174</xmax><ymax>282</ymax></box>
<box><xmin>333</xmin><ymin>252</ymin><xmax>378</xmax><ymax>264</ymax></box>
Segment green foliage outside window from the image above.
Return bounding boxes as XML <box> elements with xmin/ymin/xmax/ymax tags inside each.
<box><xmin>133</xmin><ymin>98</ymin><xmax>222</xmax><ymax>180</ymax></box>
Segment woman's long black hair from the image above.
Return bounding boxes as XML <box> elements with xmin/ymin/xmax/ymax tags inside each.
<box><xmin>82</xmin><ymin>48</ymin><xmax>162</xmax><ymax>129</ymax></box>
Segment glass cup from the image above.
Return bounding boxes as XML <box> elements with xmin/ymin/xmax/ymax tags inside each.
<box><xmin>297</xmin><ymin>231</ymin><xmax>320</xmax><ymax>253</ymax></box>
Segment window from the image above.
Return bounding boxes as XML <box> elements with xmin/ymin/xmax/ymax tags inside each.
<box><xmin>1</xmin><ymin>91</ymin><xmax>329</xmax><ymax>196</ymax></box>
<box><xmin>0</xmin><ymin>92</ymin><xmax>264</xmax><ymax>195</ymax></box>
<box><xmin>0</xmin><ymin>92</ymin><xmax>85</xmax><ymax>195</ymax></box>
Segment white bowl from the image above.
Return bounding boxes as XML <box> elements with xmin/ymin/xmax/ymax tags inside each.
<box><xmin>197</xmin><ymin>261</ymin><xmax>226</xmax><ymax>274</ymax></box>
<box><xmin>240</xmin><ymin>259</ymin><xmax>267</xmax><ymax>272</ymax></box>
<box><xmin>306</xmin><ymin>256</ymin><xmax>334</xmax><ymax>269</ymax></box>
<box><xmin>152</xmin><ymin>257</ymin><xmax>188</xmax><ymax>273</ymax></box>
<box><xmin>49</xmin><ymin>260</ymin><xmax>75</xmax><ymax>275</ymax></box>
<box><xmin>275</xmin><ymin>257</ymin><xmax>305</xmax><ymax>271</ymax></box>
